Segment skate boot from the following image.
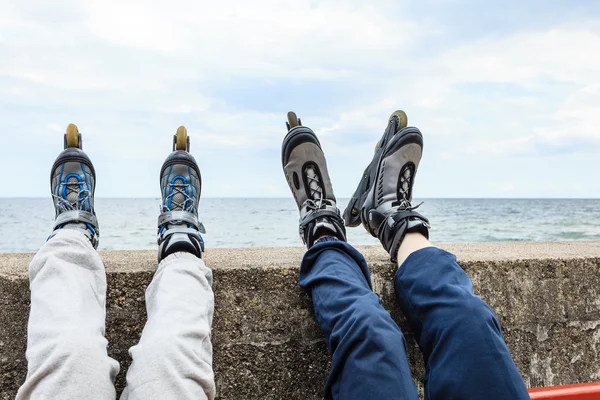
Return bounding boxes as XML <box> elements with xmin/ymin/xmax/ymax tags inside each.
<box><xmin>343</xmin><ymin>110</ymin><xmax>408</xmax><ymax>227</ymax></box>
<box><xmin>281</xmin><ymin>112</ymin><xmax>346</xmax><ymax>248</ymax></box>
<box><xmin>346</xmin><ymin>110</ymin><xmax>430</xmax><ymax>262</ymax></box>
<box><xmin>49</xmin><ymin>123</ymin><xmax>99</xmax><ymax>248</ymax></box>
<box><xmin>157</xmin><ymin>126</ymin><xmax>205</xmax><ymax>262</ymax></box>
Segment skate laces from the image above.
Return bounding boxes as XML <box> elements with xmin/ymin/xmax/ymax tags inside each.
<box><xmin>305</xmin><ymin>198</ymin><xmax>336</xmax><ymax>212</ymax></box>
<box><xmin>52</xmin><ymin>179</ymin><xmax>92</xmax><ymax>212</ymax></box>
<box><xmin>395</xmin><ymin>198</ymin><xmax>424</xmax><ymax>211</ymax></box>
<box><xmin>393</xmin><ymin>163</ymin><xmax>423</xmax><ymax>211</ymax></box>
<box><xmin>163</xmin><ymin>179</ymin><xmax>195</xmax><ymax>213</ymax></box>
<box><xmin>305</xmin><ymin>165</ymin><xmax>333</xmax><ymax>212</ymax></box>
<box><xmin>306</xmin><ymin>165</ymin><xmax>323</xmax><ymax>201</ymax></box>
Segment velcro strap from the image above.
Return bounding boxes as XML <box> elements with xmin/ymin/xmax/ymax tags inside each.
<box><xmin>300</xmin><ymin>207</ymin><xmax>342</xmax><ymax>228</ymax></box>
<box><xmin>54</xmin><ymin>210</ymin><xmax>98</xmax><ymax>230</ymax></box>
<box><xmin>390</xmin><ymin>209</ymin><xmax>429</xmax><ymax>228</ymax></box>
<box><xmin>158</xmin><ymin>211</ymin><xmax>201</xmax><ymax>230</ymax></box>
<box><xmin>159</xmin><ymin>226</ymin><xmax>204</xmax><ymax>241</ymax></box>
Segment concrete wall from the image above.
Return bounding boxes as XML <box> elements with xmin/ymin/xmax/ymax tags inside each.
<box><xmin>1</xmin><ymin>242</ymin><xmax>599</xmax><ymax>399</ymax></box>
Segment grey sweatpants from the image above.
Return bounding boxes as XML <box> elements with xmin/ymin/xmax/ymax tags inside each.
<box><xmin>16</xmin><ymin>230</ymin><xmax>216</xmax><ymax>400</ymax></box>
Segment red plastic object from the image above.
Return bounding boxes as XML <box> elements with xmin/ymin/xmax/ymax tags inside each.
<box><xmin>529</xmin><ymin>382</ymin><xmax>600</xmax><ymax>399</ymax></box>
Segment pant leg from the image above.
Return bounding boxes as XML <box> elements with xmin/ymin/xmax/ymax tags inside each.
<box><xmin>394</xmin><ymin>247</ymin><xmax>529</xmax><ymax>400</ymax></box>
<box><xmin>17</xmin><ymin>230</ymin><xmax>119</xmax><ymax>400</ymax></box>
<box><xmin>120</xmin><ymin>252</ymin><xmax>215</xmax><ymax>400</ymax></box>
<box><xmin>300</xmin><ymin>237</ymin><xmax>418</xmax><ymax>400</ymax></box>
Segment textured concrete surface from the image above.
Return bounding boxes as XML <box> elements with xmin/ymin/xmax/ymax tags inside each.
<box><xmin>1</xmin><ymin>241</ymin><xmax>600</xmax><ymax>399</ymax></box>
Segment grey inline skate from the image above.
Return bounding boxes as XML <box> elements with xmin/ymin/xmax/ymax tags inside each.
<box><xmin>157</xmin><ymin>126</ymin><xmax>205</xmax><ymax>261</ymax></box>
<box><xmin>49</xmin><ymin>124</ymin><xmax>99</xmax><ymax>248</ymax></box>
<box><xmin>344</xmin><ymin>111</ymin><xmax>430</xmax><ymax>262</ymax></box>
<box><xmin>281</xmin><ymin>112</ymin><xmax>346</xmax><ymax>248</ymax></box>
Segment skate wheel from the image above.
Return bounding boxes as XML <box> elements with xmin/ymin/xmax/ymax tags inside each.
<box><xmin>374</xmin><ymin>140</ymin><xmax>380</xmax><ymax>153</ymax></box>
<box><xmin>287</xmin><ymin>111</ymin><xmax>300</xmax><ymax>129</ymax></box>
<box><xmin>65</xmin><ymin>123</ymin><xmax>80</xmax><ymax>149</ymax></box>
<box><xmin>175</xmin><ymin>126</ymin><xmax>188</xmax><ymax>151</ymax></box>
<box><xmin>388</xmin><ymin>110</ymin><xmax>408</xmax><ymax>132</ymax></box>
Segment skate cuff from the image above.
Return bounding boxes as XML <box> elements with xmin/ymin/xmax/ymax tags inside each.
<box><xmin>156</xmin><ymin>211</ymin><xmax>206</xmax><ymax>260</ymax></box>
<box><xmin>299</xmin><ymin>207</ymin><xmax>343</xmax><ymax>229</ymax></box>
<box><xmin>388</xmin><ymin>209</ymin><xmax>430</xmax><ymax>228</ymax></box>
<box><xmin>51</xmin><ymin>210</ymin><xmax>100</xmax><ymax>249</ymax></box>
<box><xmin>53</xmin><ymin>210</ymin><xmax>99</xmax><ymax>231</ymax></box>
<box><xmin>385</xmin><ymin>210</ymin><xmax>430</xmax><ymax>263</ymax></box>
<box><xmin>159</xmin><ymin>226</ymin><xmax>205</xmax><ymax>241</ymax></box>
<box><xmin>158</xmin><ymin>211</ymin><xmax>206</xmax><ymax>234</ymax></box>
<box><xmin>299</xmin><ymin>206</ymin><xmax>347</xmax><ymax>248</ymax></box>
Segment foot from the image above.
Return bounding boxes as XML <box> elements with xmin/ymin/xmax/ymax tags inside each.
<box><xmin>345</xmin><ymin>111</ymin><xmax>430</xmax><ymax>262</ymax></box>
<box><xmin>157</xmin><ymin>126</ymin><xmax>205</xmax><ymax>262</ymax></box>
<box><xmin>49</xmin><ymin>124</ymin><xmax>99</xmax><ymax>248</ymax></box>
<box><xmin>281</xmin><ymin>112</ymin><xmax>346</xmax><ymax>248</ymax></box>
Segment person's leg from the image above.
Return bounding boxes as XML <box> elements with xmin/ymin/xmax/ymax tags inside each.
<box><xmin>301</xmin><ymin>238</ymin><xmax>418</xmax><ymax>399</ymax></box>
<box><xmin>121</xmin><ymin>126</ymin><xmax>215</xmax><ymax>400</ymax></box>
<box><xmin>282</xmin><ymin>113</ymin><xmax>418</xmax><ymax>399</ymax></box>
<box><xmin>349</xmin><ymin>112</ymin><xmax>529</xmax><ymax>399</ymax></box>
<box><xmin>120</xmin><ymin>253</ymin><xmax>215</xmax><ymax>400</ymax></box>
<box><xmin>18</xmin><ymin>124</ymin><xmax>119</xmax><ymax>399</ymax></box>
<box><xmin>394</xmin><ymin>235</ymin><xmax>529</xmax><ymax>399</ymax></box>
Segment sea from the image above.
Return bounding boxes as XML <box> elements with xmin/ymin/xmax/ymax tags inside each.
<box><xmin>1</xmin><ymin>198</ymin><xmax>600</xmax><ymax>253</ymax></box>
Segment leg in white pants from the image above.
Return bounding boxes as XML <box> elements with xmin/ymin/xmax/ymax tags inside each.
<box><xmin>120</xmin><ymin>251</ymin><xmax>215</xmax><ymax>400</ymax></box>
<box><xmin>17</xmin><ymin>230</ymin><xmax>120</xmax><ymax>400</ymax></box>
<box><xmin>18</xmin><ymin>231</ymin><xmax>216</xmax><ymax>400</ymax></box>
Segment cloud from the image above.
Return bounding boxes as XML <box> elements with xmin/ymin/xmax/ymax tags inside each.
<box><xmin>463</xmin><ymin>82</ymin><xmax>600</xmax><ymax>157</ymax></box>
<box><xmin>0</xmin><ymin>0</ymin><xmax>422</xmax><ymax>92</ymax></box>
<box><xmin>0</xmin><ymin>0</ymin><xmax>599</xmax><ymax>198</ymax></box>
<box><xmin>536</xmin><ymin>84</ymin><xmax>600</xmax><ymax>145</ymax></box>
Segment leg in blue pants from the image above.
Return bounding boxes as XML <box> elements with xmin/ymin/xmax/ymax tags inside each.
<box><xmin>394</xmin><ymin>247</ymin><xmax>529</xmax><ymax>400</ymax></box>
<box><xmin>283</xmin><ymin>112</ymin><xmax>528</xmax><ymax>399</ymax></box>
<box><xmin>300</xmin><ymin>238</ymin><xmax>419</xmax><ymax>400</ymax></box>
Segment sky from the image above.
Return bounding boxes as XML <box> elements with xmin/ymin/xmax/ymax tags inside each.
<box><xmin>1</xmin><ymin>0</ymin><xmax>599</xmax><ymax>198</ymax></box>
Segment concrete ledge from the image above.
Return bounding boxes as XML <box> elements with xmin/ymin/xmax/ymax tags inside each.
<box><xmin>1</xmin><ymin>242</ymin><xmax>600</xmax><ymax>399</ymax></box>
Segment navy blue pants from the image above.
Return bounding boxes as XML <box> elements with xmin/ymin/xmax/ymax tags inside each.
<box><xmin>299</xmin><ymin>238</ymin><xmax>529</xmax><ymax>400</ymax></box>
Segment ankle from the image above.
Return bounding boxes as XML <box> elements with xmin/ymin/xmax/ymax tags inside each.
<box><xmin>374</xmin><ymin>209</ymin><xmax>430</xmax><ymax>263</ymax></box>
<box><xmin>396</xmin><ymin>232</ymin><xmax>433</xmax><ymax>267</ymax></box>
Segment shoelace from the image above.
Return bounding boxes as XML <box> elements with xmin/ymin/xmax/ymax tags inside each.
<box><xmin>395</xmin><ymin>164</ymin><xmax>424</xmax><ymax>211</ymax></box>
<box><xmin>306</xmin><ymin>166</ymin><xmax>322</xmax><ymax>201</ymax></box>
<box><xmin>305</xmin><ymin>165</ymin><xmax>331</xmax><ymax>212</ymax></box>
<box><xmin>163</xmin><ymin>181</ymin><xmax>195</xmax><ymax>213</ymax></box>
<box><xmin>52</xmin><ymin>184</ymin><xmax>91</xmax><ymax>212</ymax></box>
<box><xmin>305</xmin><ymin>198</ymin><xmax>325</xmax><ymax>212</ymax></box>
<box><xmin>395</xmin><ymin>198</ymin><xmax>424</xmax><ymax>212</ymax></box>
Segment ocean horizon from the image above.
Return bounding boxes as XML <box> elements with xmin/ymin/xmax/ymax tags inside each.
<box><xmin>1</xmin><ymin>197</ymin><xmax>600</xmax><ymax>253</ymax></box>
